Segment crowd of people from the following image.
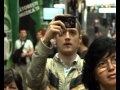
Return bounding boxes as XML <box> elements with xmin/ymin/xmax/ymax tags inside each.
<box><xmin>4</xmin><ymin>14</ymin><xmax>116</xmax><ymax>90</ymax></box>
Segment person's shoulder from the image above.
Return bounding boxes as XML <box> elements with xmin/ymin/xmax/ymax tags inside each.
<box><xmin>46</xmin><ymin>58</ymin><xmax>55</xmax><ymax>69</ymax></box>
<box><xmin>47</xmin><ymin>58</ymin><xmax>54</xmax><ymax>64</ymax></box>
<box><xmin>77</xmin><ymin>56</ymin><xmax>85</xmax><ymax>66</ymax></box>
<box><xmin>4</xmin><ymin>37</ymin><xmax>9</xmax><ymax>41</ymax></box>
<box><xmin>78</xmin><ymin>58</ymin><xmax>85</xmax><ymax>63</ymax></box>
<box><xmin>15</xmin><ymin>39</ymin><xmax>20</xmax><ymax>43</ymax></box>
<box><xmin>46</xmin><ymin>57</ymin><xmax>60</xmax><ymax>66</ymax></box>
<box><xmin>26</xmin><ymin>39</ymin><xmax>33</xmax><ymax>43</ymax></box>
<box><xmin>78</xmin><ymin>55</ymin><xmax>84</xmax><ymax>61</ymax></box>
<box><xmin>26</xmin><ymin>39</ymin><xmax>32</xmax><ymax>41</ymax></box>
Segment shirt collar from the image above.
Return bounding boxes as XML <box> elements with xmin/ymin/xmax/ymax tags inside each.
<box><xmin>54</xmin><ymin>53</ymin><xmax>80</xmax><ymax>66</ymax></box>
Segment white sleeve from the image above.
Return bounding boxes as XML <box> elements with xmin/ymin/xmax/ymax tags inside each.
<box><xmin>14</xmin><ymin>40</ymin><xmax>20</xmax><ymax>49</ymax></box>
<box><xmin>28</xmin><ymin>40</ymin><xmax>34</xmax><ymax>49</ymax></box>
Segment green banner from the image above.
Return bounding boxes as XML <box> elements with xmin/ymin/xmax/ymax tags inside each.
<box><xmin>19</xmin><ymin>0</ymin><xmax>41</xmax><ymax>46</ymax></box>
<box><xmin>4</xmin><ymin>0</ymin><xmax>19</xmax><ymax>67</ymax></box>
<box><xmin>4</xmin><ymin>0</ymin><xmax>41</xmax><ymax>67</ymax></box>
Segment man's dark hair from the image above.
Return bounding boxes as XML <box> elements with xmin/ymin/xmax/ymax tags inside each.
<box><xmin>82</xmin><ymin>36</ymin><xmax>116</xmax><ymax>90</ymax></box>
<box><xmin>19</xmin><ymin>28</ymin><xmax>27</xmax><ymax>33</ymax></box>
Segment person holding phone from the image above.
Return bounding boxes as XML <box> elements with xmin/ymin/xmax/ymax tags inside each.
<box><xmin>26</xmin><ymin>14</ymin><xmax>87</xmax><ymax>90</ymax></box>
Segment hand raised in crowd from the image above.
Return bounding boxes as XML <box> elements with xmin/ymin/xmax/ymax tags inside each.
<box><xmin>42</xmin><ymin>19</ymin><xmax>66</xmax><ymax>46</ymax></box>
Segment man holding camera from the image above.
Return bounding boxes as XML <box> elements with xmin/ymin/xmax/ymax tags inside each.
<box><xmin>27</xmin><ymin>14</ymin><xmax>87</xmax><ymax>90</ymax></box>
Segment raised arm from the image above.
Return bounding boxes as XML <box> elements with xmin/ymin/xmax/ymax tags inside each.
<box><xmin>26</xmin><ymin>18</ymin><xmax>66</xmax><ymax>89</ymax></box>
<box><xmin>26</xmin><ymin>39</ymin><xmax>51</xmax><ymax>89</ymax></box>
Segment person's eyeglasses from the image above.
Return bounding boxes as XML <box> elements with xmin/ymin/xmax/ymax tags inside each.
<box><xmin>97</xmin><ymin>58</ymin><xmax>116</xmax><ymax>69</ymax></box>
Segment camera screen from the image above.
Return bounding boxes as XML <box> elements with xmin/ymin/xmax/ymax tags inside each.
<box><xmin>55</xmin><ymin>16</ymin><xmax>76</xmax><ymax>28</ymax></box>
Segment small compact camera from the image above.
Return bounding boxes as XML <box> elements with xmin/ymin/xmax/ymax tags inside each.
<box><xmin>55</xmin><ymin>16</ymin><xmax>76</xmax><ymax>28</ymax></box>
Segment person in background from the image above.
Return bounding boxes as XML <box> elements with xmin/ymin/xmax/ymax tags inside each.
<box><xmin>4</xmin><ymin>67</ymin><xmax>24</xmax><ymax>90</ymax></box>
<box><xmin>82</xmin><ymin>36</ymin><xmax>116</xmax><ymax>90</ymax></box>
<box><xmin>26</xmin><ymin>14</ymin><xmax>87</xmax><ymax>90</ymax></box>
<box><xmin>107</xmin><ymin>26</ymin><xmax>112</xmax><ymax>38</ymax></box>
<box><xmin>94</xmin><ymin>27</ymin><xmax>103</xmax><ymax>38</ymax></box>
<box><xmin>36</xmin><ymin>31</ymin><xmax>41</xmax><ymax>42</ymax></box>
<box><xmin>78</xmin><ymin>34</ymin><xmax>89</xmax><ymax>59</ymax></box>
<box><xmin>36</xmin><ymin>28</ymin><xmax>46</xmax><ymax>42</ymax></box>
<box><xmin>13</xmin><ymin>29</ymin><xmax>34</xmax><ymax>90</ymax></box>
<box><xmin>87</xmin><ymin>18</ymin><xmax>106</xmax><ymax>45</ymax></box>
<box><xmin>112</xmin><ymin>19</ymin><xmax>116</xmax><ymax>33</ymax></box>
<box><xmin>35</xmin><ymin>29</ymin><xmax>46</xmax><ymax>49</ymax></box>
<box><xmin>111</xmin><ymin>32</ymin><xmax>116</xmax><ymax>40</ymax></box>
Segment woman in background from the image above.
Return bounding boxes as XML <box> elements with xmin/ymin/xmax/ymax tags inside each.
<box><xmin>82</xmin><ymin>36</ymin><xmax>116</xmax><ymax>90</ymax></box>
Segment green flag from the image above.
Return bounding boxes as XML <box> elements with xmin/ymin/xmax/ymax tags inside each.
<box><xmin>4</xmin><ymin>0</ymin><xmax>19</xmax><ymax>67</ymax></box>
<box><xmin>19</xmin><ymin>0</ymin><xmax>41</xmax><ymax>46</ymax></box>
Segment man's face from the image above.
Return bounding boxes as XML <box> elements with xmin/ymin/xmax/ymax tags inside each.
<box><xmin>55</xmin><ymin>27</ymin><xmax>81</xmax><ymax>55</ymax></box>
<box><xmin>36</xmin><ymin>32</ymin><xmax>41</xmax><ymax>41</ymax></box>
<box><xmin>19</xmin><ymin>30</ymin><xmax>27</xmax><ymax>39</ymax></box>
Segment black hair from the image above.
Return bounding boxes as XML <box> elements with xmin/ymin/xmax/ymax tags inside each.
<box><xmin>4</xmin><ymin>67</ymin><xmax>24</xmax><ymax>90</ymax></box>
<box><xmin>19</xmin><ymin>28</ymin><xmax>27</xmax><ymax>33</ymax></box>
<box><xmin>82</xmin><ymin>36</ymin><xmax>116</xmax><ymax>90</ymax></box>
<box><xmin>82</xmin><ymin>35</ymin><xmax>89</xmax><ymax>47</ymax></box>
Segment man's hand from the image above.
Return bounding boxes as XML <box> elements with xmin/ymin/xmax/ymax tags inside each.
<box><xmin>21</xmin><ymin>52</ymin><xmax>27</xmax><ymax>58</ymax></box>
<box><xmin>42</xmin><ymin>20</ymin><xmax>66</xmax><ymax>46</ymax></box>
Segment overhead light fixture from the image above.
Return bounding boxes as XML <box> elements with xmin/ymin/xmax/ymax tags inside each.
<box><xmin>86</xmin><ymin>0</ymin><xmax>116</xmax><ymax>6</ymax></box>
<box><xmin>99</xmin><ymin>8</ymin><xmax>116</xmax><ymax>13</ymax></box>
<box><xmin>54</xmin><ymin>4</ymin><xmax>65</xmax><ymax>9</ymax></box>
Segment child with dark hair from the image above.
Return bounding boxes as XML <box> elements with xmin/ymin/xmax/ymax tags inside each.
<box><xmin>4</xmin><ymin>67</ymin><xmax>24</xmax><ymax>90</ymax></box>
<box><xmin>82</xmin><ymin>36</ymin><xmax>116</xmax><ymax>90</ymax></box>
